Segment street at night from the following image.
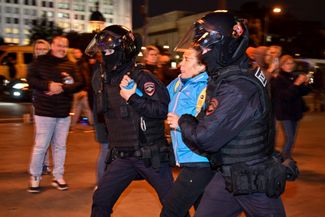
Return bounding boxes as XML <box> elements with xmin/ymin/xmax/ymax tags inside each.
<box><xmin>0</xmin><ymin>109</ymin><xmax>325</xmax><ymax>217</ymax></box>
<box><xmin>0</xmin><ymin>0</ymin><xmax>324</xmax><ymax>216</ymax></box>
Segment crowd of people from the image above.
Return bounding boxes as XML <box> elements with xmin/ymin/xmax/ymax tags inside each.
<box><xmin>25</xmin><ymin>10</ymin><xmax>312</xmax><ymax>217</ymax></box>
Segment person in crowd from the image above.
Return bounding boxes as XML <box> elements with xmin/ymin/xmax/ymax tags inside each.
<box><xmin>271</xmin><ymin>55</ymin><xmax>311</xmax><ymax>159</ymax></box>
<box><xmin>142</xmin><ymin>45</ymin><xmax>160</xmax><ymax>75</ymax></box>
<box><xmin>269</xmin><ymin>45</ymin><xmax>282</xmax><ymax>59</ymax></box>
<box><xmin>85</xmin><ymin>25</ymin><xmax>173</xmax><ymax>217</ymax></box>
<box><xmin>246</xmin><ymin>46</ymin><xmax>268</xmax><ymax>68</ymax></box>
<box><xmin>266</xmin><ymin>45</ymin><xmax>282</xmax><ymax>78</ymax></box>
<box><xmin>32</xmin><ymin>39</ymin><xmax>52</xmax><ymax>175</ymax></box>
<box><xmin>246</xmin><ymin>46</ymin><xmax>279</xmax><ymax>81</ymax></box>
<box><xmin>175</xmin><ymin>11</ymin><xmax>287</xmax><ymax>217</ymax></box>
<box><xmin>157</xmin><ymin>51</ymin><xmax>179</xmax><ymax>86</ymax></box>
<box><xmin>70</xmin><ymin>48</ymin><xmax>94</xmax><ymax>130</ymax></box>
<box><xmin>27</xmin><ymin>35</ymin><xmax>83</xmax><ymax>193</ymax></box>
<box><xmin>33</xmin><ymin>39</ymin><xmax>50</xmax><ymax>58</ymax></box>
<box><xmin>160</xmin><ymin>47</ymin><xmax>215</xmax><ymax>217</ymax></box>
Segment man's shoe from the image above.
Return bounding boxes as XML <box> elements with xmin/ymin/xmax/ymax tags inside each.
<box><xmin>52</xmin><ymin>179</ymin><xmax>69</xmax><ymax>191</ymax></box>
<box><xmin>27</xmin><ymin>176</ymin><xmax>41</xmax><ymax>193</ymax></box>
<box><xmin>42</xmin><ymin>166</ymin><xmax>51</xmax><ymax>175</ymax></box>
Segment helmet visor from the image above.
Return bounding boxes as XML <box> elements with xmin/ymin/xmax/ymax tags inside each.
<box><xmin>85</xmin><ymin>30</ymin><xmax>121</xmax><ymax>57</ymax></box>
<box><xmin>174</xmin><ymin>23</ymin><xmax>223</xmax><ymax>52</ymax></box>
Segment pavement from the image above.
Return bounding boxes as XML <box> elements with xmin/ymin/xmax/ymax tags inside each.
<box><xmin>0</xmin><ymin>112</ymin><xmax>325</xmax><ymax>217</ymax></box>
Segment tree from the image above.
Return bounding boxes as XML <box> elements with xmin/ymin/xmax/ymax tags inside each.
<box><xmin>29</xmin><ymin>14</ymin><xmax>63</xmax><ymax>44</ymax></box>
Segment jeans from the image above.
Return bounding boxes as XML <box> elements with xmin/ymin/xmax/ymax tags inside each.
<box><xmin>194</xmin><ymin>172</ymin><xmax>286</xmax><ymax>217</ymax></box>
<box><xmin>96</xmin><ymin>143</ymin><xmax>109</xmax><ymax>185</ymax></box>
<box><xmin>281</xmin><ymin>120</ymin><xmax>298</xmax><ymax>157</ymax></box>
<box><xmin>160</xmin><ymin>166</ymin><xmax>215</xmax><ymax>217</ymax></box>
<box><xmin>71</xmin><ymin>91</ymin><xmax>93</xmax><ymax>126</ymax></box>
<box><xmin>43</xmin><ymin>148</ymin><xmax>51</xmax><ymax>167</ymax></box>
<box><xmin>29</xmin><ymin>115</ymin><xmax>71</xmax><ymax>180</ymax></box>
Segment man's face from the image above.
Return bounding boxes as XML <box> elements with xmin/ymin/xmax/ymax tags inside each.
<box><xmin>145</xmin><ymin>50</ymin><xmax>159</xmax><ymax>65</ymax></box>
<box><xmin>51</xmin><ymin>37</ymin><xmax>69</xmax><ymax>58</ymax></box>
<box><xmin>34</xmin><ymin>43</ymin><xmax>49</xmax><ymax>57</ymax></box>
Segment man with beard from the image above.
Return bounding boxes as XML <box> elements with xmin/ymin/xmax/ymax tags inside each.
<box><xmin>85</xmin><ymin>25</ymin><xmax>173</xmax><ymax>217</ymax></box>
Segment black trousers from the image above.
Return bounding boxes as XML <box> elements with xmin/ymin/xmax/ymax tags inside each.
<box><xmin>91</xmin><ymin>157</ymin><xmax>174</xmax><ymax>217</ymax></box>
<box><xmin>160</xmin><ymin>166</ymin><xmax>215</xmax><ymax>217</ymax></box>
<box><xmin>194</xmin><ymin>172</ymin><xmax>286</xmax><ymax>217</ymax></box>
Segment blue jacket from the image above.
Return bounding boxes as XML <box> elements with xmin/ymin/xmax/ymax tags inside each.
<box><xmin>167</xmin><ymin>72</ymin><xmax>209</xmax><ymax>165</ymax></box>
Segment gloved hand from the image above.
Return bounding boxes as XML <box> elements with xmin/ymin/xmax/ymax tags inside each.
<box><xmin>282</xmin><ymin>158</ymin><xmax>300</xmax><ymax>181</ymax></box>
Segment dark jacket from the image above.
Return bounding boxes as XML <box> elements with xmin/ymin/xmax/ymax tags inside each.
<box><xmin>27</xmin><ymin>53</ymin><xmax>84</xmax><ymax>118</ymax></box>
<box><xmin>270</xmin><ymin>71</ymin><xmax>311</xmax><ymax>121</ymax></box>
<box><xmin>178</xmin><ymin>66</ymin><xmax>267</xmax><ymax>154</ymax></box>
<box><xmin>92</xmin><ymin>62</ymin><xmax>169</xmax><ymax>151</ymax></box>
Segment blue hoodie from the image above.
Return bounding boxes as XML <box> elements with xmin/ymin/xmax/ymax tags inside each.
<box><xmin>167</xmin><ymin>72</ymin><xmax>209</xmax><ymax>165</ymax></box>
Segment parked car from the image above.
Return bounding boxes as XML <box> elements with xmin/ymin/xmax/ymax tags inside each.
<box><xmin>0</xmin><ymin>78</ymin><xmax>31</xmax><ymax>102</ymax></box>
<box><xmin>0</xmin><ymin>45</ymin><xmax>34</xmax><ymax>79</ymax></box>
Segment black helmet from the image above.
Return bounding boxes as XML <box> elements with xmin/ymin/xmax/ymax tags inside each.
<box><xmin>175</xmin><ymin>11</ymin><xmax>249</xmax><ymax>72</ymax></box>
<box><xmin>85</xmin><ymin>25</ymin><xmax>141</xmax><ymax>62</ymax></box>
<box><xmin>194</xmin><ymin>12</ymin><xmax>238</xmax><ymax>48</ymax></box>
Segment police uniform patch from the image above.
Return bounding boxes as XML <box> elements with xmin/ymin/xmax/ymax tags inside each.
<box><xmin>144</xmin><ymin>82</ymin><xmax>155</xmax><ymax>96</ymax></box>
<box><xmin>255</xmin><ymin>67</ymin><xmax>267</xmax><ymax>87</ymax></box>
<box><xmin>206</xmin><ymin>98</ymin><xmax>219</xmax><ymax>116</ymax></box>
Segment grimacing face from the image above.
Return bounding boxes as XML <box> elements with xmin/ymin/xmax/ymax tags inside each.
<box><xmin>179</xmin><ymin>48</ymin><xmax>205</xmax><ymax>79</ymax></box>
<box><xmin>51</xmin><ymin>37</ymin><xmax>69</xmax><ymax>58</ymax></box>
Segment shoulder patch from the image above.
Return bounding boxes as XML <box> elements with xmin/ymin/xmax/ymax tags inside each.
<box><xmin>144</xmin><ymin>82</ymin><xmax>155</xmax><ymax>96</ymax></box>
<box><xmin>255</xmin><ymin>67</ymin><xmax>267</xmax><ymax>87</ymax></box>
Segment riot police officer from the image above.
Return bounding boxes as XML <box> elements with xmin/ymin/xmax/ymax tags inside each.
<box><xmin>175</xmin><ymin>11</ymin><xmax>287</xmax><ymax>217</ymax></box>
<box><xmin>85</xmin><ymin>25</ymin><xmax>174</xmax><ymax>217</ymax></box>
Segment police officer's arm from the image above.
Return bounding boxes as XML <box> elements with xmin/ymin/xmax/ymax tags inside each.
<box><xmin>127</xmin><ymin>73</ymin><xmax>170</xmax><ymax>119</ymax></box>
<box><xmin>179</xmin><ymin>80</ymin><xmax>261</xmax><ymax>153</ymax></box>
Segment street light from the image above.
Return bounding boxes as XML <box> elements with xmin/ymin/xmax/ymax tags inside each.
<box><xmin>272</xmin><ymin>7</ymin><xmax>282</xmax><ymax>13</ymax></box>
<box><xmin>264</xmin><ymin>6</ymin><xmax>282</xmax><ymax>44</ymax></box>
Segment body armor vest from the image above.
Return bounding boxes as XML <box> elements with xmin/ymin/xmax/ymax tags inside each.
<box><xmin>209</xmin><ymin>66</ymin><xmax>273</xmax><ymax>166</ymax></box>
<box><xmin>104</xmin><ymin>66</ymin><xmax>166</xmax><ymax>152</ymax></box>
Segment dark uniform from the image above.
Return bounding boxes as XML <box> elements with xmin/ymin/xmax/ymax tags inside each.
<box><xmin>179</xmin><ymin>66</ymin><xmax>286</xmax><ymax>217</ymax></box>
<box><xmin>86</xmin><ymin>25</ymin><xmax>174</xmax><ymax>217</ymax></box>
<box><xmin>175</xmin><ymin>12</ymin><xmax>287</xmax><ymax>217</ymax></box>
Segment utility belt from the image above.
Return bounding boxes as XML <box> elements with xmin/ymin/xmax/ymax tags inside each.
<box><xmin>108</xmin><ymin>143</ymin><xmax>173</xmax><ymax>170</ymax></box>
<box><xmin>221</xmin><ymin>157</ymin><xmax>287</xmax><ymax>198</ymax></box>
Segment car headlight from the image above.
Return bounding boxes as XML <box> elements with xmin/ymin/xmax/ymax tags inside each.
<box><xmin>3</xmin><ymin>79</ymin><xmax>10</xmax><ymax>86</ymax></box>
<box><xmin>12</xmin><ymin>83</ymin><xmax>29</xmax><ymax>90</ymax></box>
<box><xmin>13</xmin><ymin>91</ymin><xmax>21</xmax><ymax>96</ymax></box>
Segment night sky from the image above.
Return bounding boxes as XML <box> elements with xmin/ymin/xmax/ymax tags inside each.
<box><xmin>132</xmin><ymin>0</ymin><xmax>325</xmax><ymax>28</ymax></box>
